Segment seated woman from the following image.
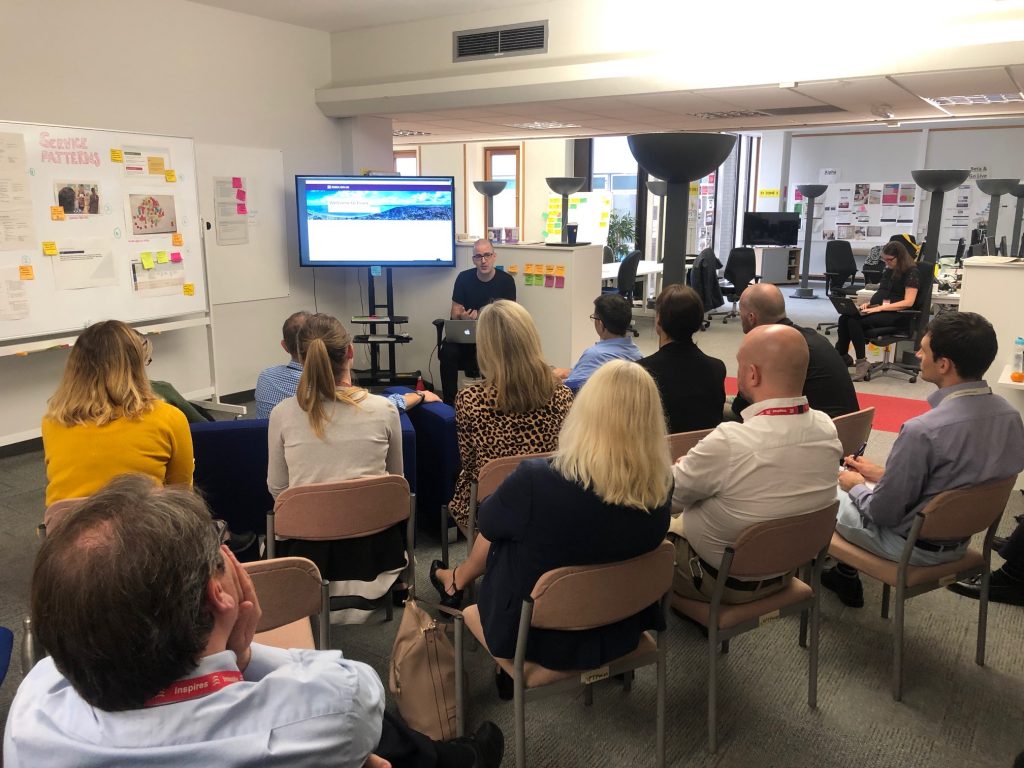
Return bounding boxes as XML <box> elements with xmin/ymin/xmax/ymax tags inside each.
<box><xmin>431</xmin><ymin>360</ymin><xmax>672</xmax><ymax>677</ymax></box>
<box><xmin>42</xmin><ymin>320</ymin><xmax>193</xmax><ymax>506</ymax></box>
<box><xmin>446</xmin><ymin>299</ymin><xmax>573</xmax><ymax>530</ymax></box>
<box><xmin>835</xmin><ymin>240</ymin><xmax>919</xmax><ymax>380</ymax></box>
<box><xmin>267</xmin><ymin>313</ymin><xmax>405</xmax><ymax>617</ymax></box>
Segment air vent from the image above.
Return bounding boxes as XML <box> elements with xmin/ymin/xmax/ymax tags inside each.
<box><xmin>758</xmin><ymin>104</ymin><xmax>846</xmax><ymax>116</ymax></box>
<box><xmin>454</xmin><ymin>21</ymin><xmax>547</xmax><ymax>62</ymax></box>
<box><xmin>689</xmin><ymin>110</ymin><xmax>770</xmax><ymax>120</ymax></box>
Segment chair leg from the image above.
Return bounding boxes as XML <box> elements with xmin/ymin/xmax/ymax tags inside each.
<box><xmin>809</xmin><ymin>593</ymin><xmax>820</xmax><ymax>709</ymax></box>
<box><xmin>977</xmin><ymin>567</ymin><xmax>991</xmax><ymax>666</ymax></box>
<box><xmin>440</xmin><ymin>505</ymin><xmax>449</xmax><ymax>566</ymax></box>
<box><xmin>892</xmin><ymin>586</ymin><xmax>906</xmax><ymax>702</ymax></box>
<box><xmin>881</xmin><ymin>584</ymin><xmax>891</xmax><ymax>619</ymax></box>
<box><xmin>721</xmin><ymin>640</ymin><xmax>729</xmax><ymax>654</ymax></box>
<box><xmin>454</xmin><ymin>615</ymin><xmax>465</xmax><ymax>738</ymax></box>
<box><xmin>515</xmin><ymin>673</ymin><xmax>527</xmax><ymax>768</ymax></box>
<box><xmin>657</xmin><ymin>638</ymin><xmax>666</xmax><ymax>768</ymax></box>
<box><xmin>583</xmin><ymin>684</ymin><xmax>594</xmax><ymax>706</ymax></box>
<box><xmin>384</xmin><ymin>594</ymin><xmax>393</xmax><ymax>622</ymax></box>
<box><xmin>707</xmin><ymin>630</ymin><xmax>718</xmax><ymax>754</ymax></box>
<box><xmin>620</xmin><ymin>669</ymin><xmax>634</xmax><ymax>692</ymax></box>
<box><xmin>799</xmin><ymin>609</ymin><xmax>809</xmax><ymax>648</ymax></box>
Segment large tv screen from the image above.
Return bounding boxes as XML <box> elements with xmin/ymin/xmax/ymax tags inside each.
<box><xmin>296</xmin><ymin>175</ymin><xmax>456</xmax><ymax>267</ymax></box>
<box><xmin>742</xmin><ymin>212</ymin><xmax>801</xmax><ymax>246</ymax></box>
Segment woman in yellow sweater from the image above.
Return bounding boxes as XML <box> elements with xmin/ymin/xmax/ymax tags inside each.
<box><xmin>41</xmin><ymin>320</ymin><xmax>193</xmax><ymax>506</ymax></box>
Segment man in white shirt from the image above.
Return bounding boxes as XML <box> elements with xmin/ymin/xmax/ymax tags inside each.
<box><xmin>4</xmin><ymin>475</ymin><xmax>502</xmax><ymax>768</ymax></box>
<box><xmin>670</xmin><ymin>324</ymin><xmax>842</xmax><ymax>604</ymax></box>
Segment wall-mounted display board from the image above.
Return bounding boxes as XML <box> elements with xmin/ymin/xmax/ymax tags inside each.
<box><xmin>0</xmin><ymin>121</ymin><xmax>208</xmax><ymax>346</ymax></box>
<box><xmin>792</xmin><ymin>181</ymin><xmax>918</xmax><ymax>248</ymax></box>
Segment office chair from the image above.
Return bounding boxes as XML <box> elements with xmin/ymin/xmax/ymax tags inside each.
<box><xmin>861</xmin><ymin>260</ymin><xmax>934</xmax><ymax>383</ymax></box>
<box><xmin>711</xmin><ymin>247</ymin><xmax>759</xmax><ymax>323</ymax></box>
<box><xmin>817</xmin><ymin>240</ymin><xmax>863</xmax><ymax>334</ymax></box>
<box><xmin>954</xmin><ymin>238</ymin><xmax>966</xmax><ymax>264</ymax></box>
<box><xmin>690</xmin><ymin>248</ymin><xmax>723</xmax><ymax>330</ymax></box>
<box><xmin>602</xmin><ymin>249</ymin><xmax>642</xmax><ymax>302</ymax></box>
<box><xmin>602</xmin><ymin>245</ymin><xmax>615</xmax><ymax>264</ymax></box>
<box><xmin>861</xmin><ymin>245</ymin><xmax>885</xmax><ymax>287</ymax></box>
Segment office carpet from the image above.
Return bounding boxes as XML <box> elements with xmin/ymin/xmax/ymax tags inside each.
<box><xmin>724</xmin><ymin>378</ymin><xmax>931</xmax><ymax>434</ymax></box>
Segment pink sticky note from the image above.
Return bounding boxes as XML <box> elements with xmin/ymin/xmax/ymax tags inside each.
<box><xmin>236</xmin><ymin>203</ymin><xmax>248</xmax><ymax>215</ymax></box>
<box><xmin>555</xmin><ymin>276</ymin><xmax>565</xmax><ymax>289</ymax></box>
<box><xmin>235</xmin><ymin>189</ymin><xmax>247</xmax><ymax>202</ymax></box>
<box><xmin>170</xmin><ymin>251</ymin><xmax>183</xmax><ymax>263</ymax></box>
<box><xmin>231</xmin><ymin>177</ymin><xmax>243</xmax><ymax>189</ymax></box>
<box><xmin>544</xmin><ymin>275</ymin><xmax>554</xmax><ymax>287</ymax></box>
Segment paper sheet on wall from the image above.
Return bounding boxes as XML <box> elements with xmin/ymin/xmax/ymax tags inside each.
<box><xmin>0</xmin><ymin>267</ymin><xmax>29</xmax><ymax>320</ymax></box>
<box><xmin>51</xmin><ymin>240</ymin><xmax>118</xmax><ymax>290</ymax></box>
<box><xmin>0</xmin><ymin>133</ymin><xmax>37</xmax><ymax>252</ymax></box>
<box><xmin>214</xmin><ymin>176</ymin><xmax>249</xmax><ymax>245</ymax></box>
<box><xmin>130</xmin><ymin>259</ymin><xmax>185</xmax><ymax>297</ymax></box>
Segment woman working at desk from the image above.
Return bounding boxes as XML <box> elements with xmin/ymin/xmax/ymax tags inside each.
<box><xmin>835</xmin><ymin>240</ymin><xmax>919</xmax><ymax>381</ymax></box>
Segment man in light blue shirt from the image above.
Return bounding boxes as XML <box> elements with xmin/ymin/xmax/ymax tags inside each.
<box><xmin>554</xmin><ymin>294</ymin><xmax>641</xmax><ymax>392</ymax></box>
<box><xmin>254</xmin><ymin>310</ymin><xmax>310</xmax><ymax>419</ymax></box>
<box><xmin>4</xmin><ymin>475</ymin><xmax>502</xmax><ymax>768</ymax></box>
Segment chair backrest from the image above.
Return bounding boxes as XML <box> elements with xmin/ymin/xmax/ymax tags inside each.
<box><xmin>724</xmin><ymin>247</ymin><xmax>756</xmax><ymax>288</ymax></box>
<box><xmin>245</xmin><ymin>556</ymin><xmax>324</xmax><ymax>636</ymax></box>
<box><xmin>529</xmin><ymin>540</ymin><xmax>675</xmax><ymax>630</ymax></box>
<box><xmin>43</xmin><ymin>497</ymin><xmax>87</xmax><ymax>533</ymax></box>
<box><xmin>824</xmin><ymin>240</ymin><xmax>856</xmax><ymax>275</ymax></box>
<box><xmin>616</xmin><ymin>250</ymin><xmax>643</xmax><ymax>299</ymax></box>
<box><xmin>191</xmin><ymin>419</ymin><xmax>274</xmax><ymax>535</ymax></box>
<box><xmin>954</xmin><ymin>238</ymin><xmax>966</xmax><ymax>261</ymax></box>
<box><xmin>602</xmin><ymin>245</ymin><xmax>615</xmax><ymax>264</ymax></box>
<box><xmin>917</xmin><ymin>476</ymin><xmax>1015</xmax><ymax>541</ymax></box>
<box><xmin>831</xmin><ymin>407</ymin><xmax>875</xmax><ymax>457</ymax></box>
<box><xmin>908</xmin><ymin>260</ymin><xmax>935</xmax><ymax>341</ymax></box>
<box><xmin>477</xmin><ymin>452</ymin><xmax>554</xmax><ymax>501</ymax></box>
<box><xmin>273</xmin><ymin>475</ymin><xmax>411</xmax><ymax>540</ymax></box>
<box><xmin>662</xmin><ymin>252</ymin><xmax>686</xmax><ymax>287</ymax></box>
<box><xmin>728</xmin><ymin>502</ymin><xmax>839</xmax><ymax>579</ymax></box>
<box><xmin>667</xmin><ymin>429</ymin><xmax>713</xmax><ymax>461</ymax></box>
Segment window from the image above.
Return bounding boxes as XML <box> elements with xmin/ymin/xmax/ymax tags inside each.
<box><xmin>393</xmin><ymin>150</ymin><xmax>418</xmax><ymax>176</ymax></box>
<box><xmin>484</xmin><ymin>146</ymin><xmax>520</xmax><ymax>227</ymax></box>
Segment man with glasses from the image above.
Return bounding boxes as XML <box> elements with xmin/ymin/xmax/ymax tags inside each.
<box><xmin>553</xmin><ymin>294</ymin><xmax>641</xmax><ymax>392</ymax></box>
<box><xmin>439</xmin><ymin>238</ymin><xmax>516</xmax><ymax>404</ymax></box>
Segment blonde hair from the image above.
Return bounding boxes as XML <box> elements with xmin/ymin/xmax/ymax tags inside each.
<box><xmin>475</xmin><ymin>300</ymin><xmax>559</xmax><ymax>413</ymax></box>
<box><xmin>553</xmin><ymin>361</ymin><xmax>672</xmax><ymax>510</ymax></box>
<box><xmin>46</xmin><ymin>320</ymin><xmax>156</xmax><ymax>427</ymax></box>
<box><xmin>295</xmin><ymin>313</ymin><xmax>367</xmax><ymax>438</ymax></box>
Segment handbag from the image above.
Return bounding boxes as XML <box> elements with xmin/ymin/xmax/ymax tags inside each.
<box><xmin>388</xmin><ymin>598</ymin><xmax>458</xmax><ymax>741</ymax></box>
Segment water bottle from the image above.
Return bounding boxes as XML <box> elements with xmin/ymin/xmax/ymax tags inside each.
<box><xmin>21</xmin><ymin>616</ymin><xmax>43</xmax><ymax>674</ymax></box>
<box><xmin>415</xmin><ymin>375</ymin><xmax>425</xmax><ymax>392</ymax></box>
<box><xmin>1013</xmin><ymin>338</ymin><xmax>1024</xmax><ymax>382</ymax></box>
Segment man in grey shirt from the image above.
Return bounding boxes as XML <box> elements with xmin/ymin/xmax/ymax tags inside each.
<box><xmin>824</xmin><ymin>312</ymin><xmax>1024</xmax><ymax>607</ymax></box>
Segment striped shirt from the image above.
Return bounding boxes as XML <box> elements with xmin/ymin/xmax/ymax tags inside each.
<box><xmin>255</xmin><ymin>360</ymin><xmax>409</xmax><ymax>419</ymax></box>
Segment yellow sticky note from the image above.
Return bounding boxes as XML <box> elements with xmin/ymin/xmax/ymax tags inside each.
<box><xmin>545</xmin><ymin>264</ymin><xmax>556</xmax><ymax>275</ymax></box>
<box><xmin>110</xmin><ymin>148</ymin><xmax>124</xmax><ymax>163</ymax></box>
<box><xmin>50</xmin><ymin>206</ymin><xmax>65</xmax><ymax>221</ymax></box>
<box><xmin>183</xmin><ymin>282</ymin><xmax>195</xmax><ymax>296</ymax></box>
<box><xmin>42</xmin><ymin>241</ymin><xmax>58</xmax><ymax>256</ymax></box>
<box><xmin>758</xmin><ymin>188</ymin><xmax>781</xmax><ymax>198</ymax></box>
<box><xmin>164</xmin><ymin>169</ymin><xmax>177</xmax><ymax>183</ymax></box>
<box><xmin>19</xmin><ymin>265</ymin><xmax>34</xmax><ymax>280</ymax></box>
<box><xmin>507</xmin><ymin>264</ymin><xmax>519</xmax><ymax>274</ymax></box>
<box><xmin>140</xmin><ymin>252</ymin><xmax>155</xmax><ymax>270</ymax></box>
<box><xmin>524</xmin><ymin>263</ymin><xmax>533</xmax><ymax>275</ymax></box>
<box><xmin>156</xmin><ymin>250</ymin><xmax>169</xmax><ymax>264</ymax></box>
<box><xmin>171</xmin><ymin>232</ymin><xmax>184</xmax><ymax>246</ymax></box>
<box><xmin>690</xmin><ymin>183</ymin><xmax>699</xmax><ymax>195</ymax></box>
<box><xmin>555</xmin><ymin>265</ymin><xmax>566</xmax><ymax>277</ymax></box>
<box><xmin>147</xmin><ymin>156</ymin><xmax>165</xmax><ymax>175</ymax></box>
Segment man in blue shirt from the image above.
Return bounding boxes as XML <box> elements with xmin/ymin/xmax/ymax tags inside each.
<box><xmin>824</xmin><ymin>312</ymin><xmax>1024</xmax><ymax>607</ymax></box>
<box><xmin>254</xmin><ymin>310</ymin><xmax>309</xmax><ymax>419</ymax></box>
<box><xmin>553</xmin><ymin>294</ymin><xmax>641</xmax><ymax>392</ymax></box>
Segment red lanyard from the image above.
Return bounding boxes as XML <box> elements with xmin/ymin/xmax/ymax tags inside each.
<box><xmin>144</xmin><ymin>670</ymin><xmax>243</xmax><ymax>708</ymax></box>
<box><xmin>757</xmin><ymin>404</ymin><xmax>808</xmax><ymax>416</ymax></box>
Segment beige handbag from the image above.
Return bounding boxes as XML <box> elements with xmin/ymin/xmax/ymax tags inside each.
<box><xmin>388</xmin><ymin>598</ymin><xmax>458</xmax><ymax>741</ymax></box>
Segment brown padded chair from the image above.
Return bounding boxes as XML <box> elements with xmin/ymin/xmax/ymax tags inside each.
<box><xmin>828</xmin><ymin>476</ymin><xmax>1015</xmax><ymax>701</ymax></box>
<box><xmin>832</xmin><ymin>407</ymin><xmax>875</xmax><ymax>458</ymax></box>
<box><xmin>266</xmin><ymin>475</ymin><xmax>415</xmax><ymax>620</ymax></box>
<box><xmin>667</xmin><ymin>428</ymin><xmax>713</xmax><ymax>462</ymax></box>
<box><xmin>244</xmin><ymin>556</ymin><xmax>329</xmax><ymax>650</ymax></box>
<box><xmin>441</xmin><ymin>452</ymin><xmax>554</xmax><ymax>566</ymax></box>
<box><xmin>454</xmin><ymin>540</ymin><xmax>675</xmax><ymax>768</ymax></box>
<box><xmin>672</xmin><ymin>501</ymin><xmax>839</xmax><ymax>753</ymax></box>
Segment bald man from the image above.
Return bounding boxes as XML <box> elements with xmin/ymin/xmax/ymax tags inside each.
<box><xmin>729</xmin><ymin>284</ymin><xmax>859</xmax><ymax>420</ymax></box>
<box><xmin>669</xmin><ymin>325</ymin><xmax>843</xmax><ymax>604</ymax></box>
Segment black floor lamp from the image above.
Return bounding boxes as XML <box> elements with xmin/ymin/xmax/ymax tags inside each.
<box><xmin>1009</xmin><ymin>184</ymin><xmax>1024</xmax><ymax>256</ymax></box>
<box><xmin>792</xmin><ymin>184</ymin><xmax>827</xmax><ymax>299</ymax></box>
<box><xmin>473</xmin><ymin>180</ymin><xmax>507</xmax><ymax>232</ymax></box>
<box><xmin>545</xmin><ymin>177</ymin><xmax>586</xmax><ymax>245</ymax></box>
<box><xmin>911</xmin><ymin>170</ymin><xmax>970</xmax><ymax>263</ymax></box>
<box><xmin>975</xmin><ymin>178</ymin><xmax>1020</xmax><ymax>255</ymax></box>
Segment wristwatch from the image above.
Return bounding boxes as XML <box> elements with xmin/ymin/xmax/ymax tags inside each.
<box><xmin>415</xmin><ymin>391</ymin><xmax>426</xmax><ymax>405</ymax></box>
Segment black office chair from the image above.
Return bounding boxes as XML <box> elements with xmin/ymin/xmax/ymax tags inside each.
<box><xmin>954</xmin><ymin>238</ymin><xmax>966</xmax><ymax>264</ymax></box>
<box><xmin>603</xmin><ymin>249</ymin><xmax>643</xmax><ymax>301</ymax></box>
<box><xmin>861</xmin><ymin>245</ymin><xmax>885</xmax><ymax>287</ymax></box>
<box><xmin>817</xmin><ymin>240</ymin><xmax>863</xmax><ymax>334</ymax></box>
<box><xmin>861</xmin><ymin>261</ymin><xmax>935</xmax><ymax>383</ymax></box>
<box><xmin>690</xmin><ymin>248</ymin><xmax>722</xmax><ymax>331</ymax></box>
<box><xmin>602</xmin><ymin>245</ymin><xmax>615</xmax><ymax>264</ymax></box>
<box><xmin>711</xmin><ymin>247</ymin><xmax>760</xmax><ymax>323</ymax></box>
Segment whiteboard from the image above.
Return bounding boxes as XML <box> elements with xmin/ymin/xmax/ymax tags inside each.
<box><xmin>195</xmin><ymin>143</ymin><xmax>289</xmax><ymax>305</ymax></box>
<box><xmin>0</xmin><ymin>121</ymin><xmax>208</xmax><ymax>344</ymax></box>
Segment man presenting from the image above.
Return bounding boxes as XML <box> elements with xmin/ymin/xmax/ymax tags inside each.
<box><xmin>730</xmin><ymin>283</ymin><xmax>859</xmax><ymax>419</ymax></box>
<box><xmin>670</xmin><ymin>325</ymin><xmax>842</xmax><ymax>604</ymax></box>
<box><xmin>552</xmin><ymin>294</ymin><xmax>641</xmax><ymax>391</ymax></box>
<box><xmin>4</xmin><ymin>475</ymin><xmax>502</xmax><ymax>768</ymax></box>
<box><xmin>439</xmin><ymin>239</ymin><xmax>516</xmax><ymax>404</ymax></box>
<box><xmin>825</xmin><ymin>312</ymin><xmax>1024</xmax><ymax>607</ymax></box>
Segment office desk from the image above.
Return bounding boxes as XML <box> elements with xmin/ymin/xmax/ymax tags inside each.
<box><xmin>601</xmin><ymin>260</ymin><xmax>664</xmax><ymax>281</ymax></box>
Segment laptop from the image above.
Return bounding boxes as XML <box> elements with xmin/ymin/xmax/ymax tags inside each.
<box><xmin>444</xmin><ymin>319</ymin><xmax>477</xmax><ymax>344</ymax></box>
<box><xmin>829</xmin><ymin>296</ymin><xmax>863</xmax><ymax>318</ymax></box>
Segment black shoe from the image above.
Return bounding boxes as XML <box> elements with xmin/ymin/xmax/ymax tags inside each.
<box><xmin>429</xmin><ymin>559</ymin><xmax>465</xmax><ymax>609</ymax></box>
<box><xmin>947</xmin><ymin>570</ymin><xmax>1024</xmax><ymax>606</ymax></box>
<box><xmin>992</xmin><ymin>535</ymin><xmax>1009</xmax><ymax>556</ymax></box>
<box><xmin>449</xmin><ymin>721</ymin><xmax>505</xmax><ymax>768</ymax></box>
<box><xmin>821</xmin><ymin>566</ymin><xmax>864</xmax><ymax>608</ymax></box>
<box><xmin>391</xmin><ymin>586</ymin><xmax>409</xmax><ymax>607</ymax></box>
<box><xmin>495</xmin><ymin>668</ymin><xmax>514</xmax><ymax>700</ymax></box>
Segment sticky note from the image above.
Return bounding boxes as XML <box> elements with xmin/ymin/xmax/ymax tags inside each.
<box><xmin>235</xmin><ymin>189</ymin><xmax>246</xmax><ymax>202</ymax></box>
<box><xmin>50</xmin><ymin>206</ymin><xmax>66</xmax><ymax>221</ymax></box>
<box><xmin>140</xmin><ymin>252</ymin><xmax>155</xmax><ymax>270</ymax></box>
<box><xmin>147</xmin><ymin>156</ymin><xmax>165</xmax><ymax>175</ymax></box>
<box><xmin>524</xmin><ymin>263</ymin><xmax>533</xmax><ymax>275</ymax></box>
<box><xmin>110</xmin><ymin>148</ymin><xmax>124</xmax><ymax>163</ymax></box>
<box><xmin>555</xmin><ymin>276</ymin><xmax>565</xmax><ymax>289</ymax></box>
<box><xmin>508</xmin><ymin>264</ymin><xmax>519</xmax><ymax>274</ymax></box>
<box><xmin>689</xmin><ymin>183</ymin><xmax>699</xmax><ymax>195</ymax></box>
<box><xmin>545</xmin><ymin>264</ymin><xmax>556</xmax><ymax>275</ymax></box>
<box><xmin>555</xmin><ymin>265</ymin><xmax>566</xmax><ymax>277</ymax></box>
<box><xmin>156</xmin><ymin>250</ymin><xmax>169</xmax><ymax>264</ymax></box>
<box><xmin>172</xmin><ymin>233</ymin><xmax>184</xmax><ymax>246</ymax></box>
<box><xmin>544</xmin><ymin>275</ymin><xmax>554</xmax><ymax>287</ymax></box>
<box><xmin>164</xmin><ymin>169</ymin><xmax>177</xmax><ymax>183</ymax></box>
<box><xmin>42</xmin><ymin>241</ymin><xmax>58</xmax><ymax>256</ymax></box>
<box><xmin>231</xmin><ymin>177</ymin><xmax>243</xmax><ymax>189</ymax></box>
<box><xmin>170</xmin><ymin>251</ymin><xmax>182</xmax><ymax>263</ymax></box>
<box><xmin>236</xmin><ymin>203</ymin><xmax>248</xmax><ymax>215</ymax></box>
<box><xmin>183</xmin><ymin>282</ymin><xmax>195</xmax><ymax>296</ymax></box>
<box><xmin>18</xmin><ymin>265</ymin><xmax>34</xmax><ymax>280</ymax></box>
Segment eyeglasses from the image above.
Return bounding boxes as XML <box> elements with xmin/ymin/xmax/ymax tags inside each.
<box><xmin>472</xmin><ymin>252</ymin><xmax>495</xmax><ymax>262</ymax></box>
<box><xmin>589</xmin><ymin>313</ymin><xmax>600</xmax><ymax>321</ymax></box>
<box><xmin>212</xmin><ymin>519</ymin><xmax>229</xmax><ymax>545</ymax></box>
